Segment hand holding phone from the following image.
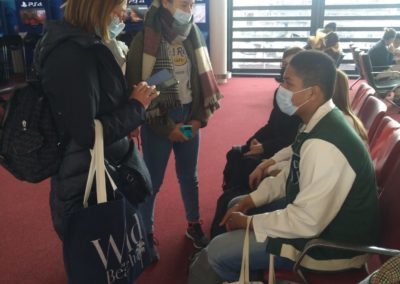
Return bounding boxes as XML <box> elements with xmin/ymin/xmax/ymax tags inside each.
<box><xmin>130</xmin><ymin>82</ymin><xmax>157</xmax><ymax>109</ymax></box>
<box><xmin>180</xmin><ymin>125</ymin><xmax>193</xmax><ymax>138</ymax></box>
<box><xmin>147</xmin><ymin>69</ymin><xmax>178</xmax><ymax>90</ymax></box>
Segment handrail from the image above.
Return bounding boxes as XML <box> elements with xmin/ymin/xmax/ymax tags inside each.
<box><xmin>293</xmin><ymin>238</ymin><xmax>400</xmax><ymax>284</ymax></box>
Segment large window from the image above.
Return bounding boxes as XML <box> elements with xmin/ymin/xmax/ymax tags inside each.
<box><xmin>228</xmin><ymin>0</ymin><xmax>400</xmax><ymax>76</ymax></box>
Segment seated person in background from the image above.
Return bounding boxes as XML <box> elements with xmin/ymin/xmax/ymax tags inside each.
<box><xmin>305</xmin><ymin>22</ymin><xmax>337</xmax><ymax>50</ymax></box>
<box><xmin>210</xmin><ymin>47</ymin><xmax>302</xmax><ymax>238</ymax></box>
<box><xmin>324</xmin><ymin>32</ymin><xmax>343</xmax><ymax>67</ymax></box>
<box><xmin>368</xmin><ymin>28</ymin><xmax>396</xmax><ymax>71</ymax></box>
<box><xmin>188</xmin><ymin>51</ymin><xmax>379</xmax><ymax>283</ymax></box>
<box><xmin>319</xmin><ymin>22</ymin><xmax>337</xmax><ymax>34</ymax></box>
<box><xmin>389</xmin><ymin>32</ymin><xmax>400</xmax><ymax>65</ymax></box>
<box><xmin>250</xmin><ymin>69</ymin><xmax>368</xmax><ymax>186</ymax></box>
<box><xmin>374</xmin><ymin>32</ymin><xmax>400</xmax><ymax>79</ymax></box>
<box><xmin>276</xmin><ymin>47</ymin><xmax>303</xmax><ymax>83</ymax></box>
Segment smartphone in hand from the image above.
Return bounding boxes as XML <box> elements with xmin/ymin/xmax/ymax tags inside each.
<box><xmin>180</xmin><ymin>125</ymin><xmax>192</xmax><ymax>138</ymax></box>
<box><xmin>147</xmin><ymin>69</ymin><xmax>178</xmax><ymax>90</ymax></box>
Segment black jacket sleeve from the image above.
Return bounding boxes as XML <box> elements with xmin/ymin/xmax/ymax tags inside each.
<box><xmin>98</xmin><ymin>99</ymin><xmax>145</xmax><ymax>146</ymax></box>
<box><xmin>42</xmin><ymin>42</ymin><xmax>145</xmax><ymax>149</ymax></box>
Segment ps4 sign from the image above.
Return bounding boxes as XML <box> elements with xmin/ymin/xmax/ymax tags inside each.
<box><xmin>128</xmin><ymin>0</ymin><xmax>146</xmax><ymax>4</ymax></box>
<box><xmin>19</xmin><ymin>1</ymin><xmax>44</xmax><ymax>8</ymax></box>
<box><xmin>16</xmin><ymin>0</ymin><xmax>48</xmax><ymax>33</ymax></box>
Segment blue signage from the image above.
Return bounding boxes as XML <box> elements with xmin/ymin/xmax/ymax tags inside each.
<box><xmin>16</xmin><ymin>0</ymin><xmax>48</xmax><ymax>34</ymax></box>
<box><xmin>193</xmin><ymin>0</ymin><xmax>209</xmax><ymax>46</ymax></box>
<box><xmin>0</xmin><ymin>9</ymin><xmax>5</xmax><ymax>36</ymax></box>
<box><xmin>1</xmin><ymin>0</ymin><xmax>18</xmax><ymax>35</ymax></box>
<box><xmin>49</xmin><ymin>0</ymin><xmax>63</xmax><ymax>20</ymax></box>
<box><xmin>124</xmin><ymin>0</ymin><xmax>151</xmax><ymax>33</ymax></box>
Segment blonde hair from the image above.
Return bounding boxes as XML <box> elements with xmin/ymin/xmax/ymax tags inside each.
<box><xmin>333</xmin><ymin>69</ymin><xmax>368</xmax><ymax>142</ymax></box>
<box><xmin>63</xmin><ymin>0</ymin><xmax>124</xmax><ymax>41</ymax></box>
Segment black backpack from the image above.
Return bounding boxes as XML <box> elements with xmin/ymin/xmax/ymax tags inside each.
<box><xmin>0</xmin><ymin>81</ymin><xmax>62</xmax><ymax>183</ymax></box>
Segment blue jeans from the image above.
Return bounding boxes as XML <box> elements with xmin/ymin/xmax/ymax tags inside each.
<box><xmin>139</xmin><ymin>103</ymin><xmax>200</xmax><ymax>233</ymax></box>
<box><xmin>208</xmin><ymin>230</ymin><xmax>294</xmax><ymax>281</ymax></box>
<box><xmin>208</xmin><ymin>196</ymin><xmax>293</xmax><ymax>281</ymax></box>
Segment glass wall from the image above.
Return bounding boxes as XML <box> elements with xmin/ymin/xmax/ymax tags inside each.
<box><xmin>228</xmin><ymin>0</ymin><xmax>400</xmax><ymax>76</ymax></box>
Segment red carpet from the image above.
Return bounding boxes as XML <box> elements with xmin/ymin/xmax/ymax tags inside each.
<box><xmin>0</xmin><ymin>77</ymin><xmax>276</xmax><ymax>284</ymax></box>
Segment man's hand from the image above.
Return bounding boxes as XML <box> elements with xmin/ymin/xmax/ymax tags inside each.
<box><xmin>168</xmin><ymin>123</ymin><xmax>189</xmax><ymax>142</ymax></box>
<box><xmin>248</xmin><ymin>167</ymin><xmax>264</xmax><ymax>190</ymax></box>
<box><xmin>224</xmin><ymin>212</ymin><xmax>249</xmax><ymax>231</ymax></box>
<box><xmin>249</xmin><ymin>159</ymin><xmax>276</xmax><ymax>190</ymax></box>
<box><xmin>220</xmin><ymin>195</ymin><xmax>255</xmax><ymax>230</ymax></box>
<box><xmin>243</xmin><ymin>139</ymin><xmax>264</xmax><ymax>156</ymax></box>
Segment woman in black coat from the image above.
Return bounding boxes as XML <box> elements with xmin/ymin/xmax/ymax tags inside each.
<box><xmin>34</xmin><ymin>0</ymin><xmax>157</xmax><ymax>239</ymax></box>
<box><xmin>210</xmin><ymin>47</ymin><xmax>303</xmax><ymax>238</ymax></box>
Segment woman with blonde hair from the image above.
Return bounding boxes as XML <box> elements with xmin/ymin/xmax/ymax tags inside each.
<box><xmin>334</xmin><ymin>69</ymin><xmax>368</xmax><ymax>142</ymax></box>
<box><xmin>34</xmin><ymin>0</ymin><xmax>157</xmax><ymax>240</ymax></box>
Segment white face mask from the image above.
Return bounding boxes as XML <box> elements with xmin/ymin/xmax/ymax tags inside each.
<box><xmin>108</xmin><ymin>16</ymin><xmax>125</xmax><ymax>39</ymax></box>
<box><xmin>276</xmin><ymin>86</ymin><xmax>312</xmax><ymax>116</ymax></box>
<box><xmin>173</xmin><ymin>8</ymin><xmax>192</xmax><ymax>25</ymax></box>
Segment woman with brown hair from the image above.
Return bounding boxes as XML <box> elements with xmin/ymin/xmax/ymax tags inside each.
<box><xmin>34</xmin><ymin>0</ymin><xmax>157</xmax><ymax>240</ymax></box>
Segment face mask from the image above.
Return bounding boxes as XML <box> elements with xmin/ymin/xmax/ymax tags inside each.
<box><xmin>173</xmin><ymin>9</ymin><xmax>192</xmax><ymax>25</ymax></box>
<box><xmin>108</xmin><ymin>16</ymin><xmax>125</xmax><ymax>39</ymax></box>
<box><xmin>276</xmin><ymin>86</ymin><xmax>311</xmax><ymax>116</ymax></box>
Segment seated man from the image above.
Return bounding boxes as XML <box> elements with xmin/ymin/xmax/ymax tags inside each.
<box><xmin>389</xmin><ymin>32</ymin><xmax>400</xmax><ymax>64</ymax></box>
<box><xmin>249</xmin><ymin>69</ymin><xmax>369</xmax><ymax>187</ymax></box>
<box><xmin>374</xmin><ymin>32</ymin><xmax>400</xmax><ymax>80</ymax></box>
<box><xmin>368</xmin><ymin>27</ymin><xmax>396</xmax><ymax>71</ymax></box>
<box><xmin>188</xmin><ymin>50</ymin><xmax>379</xmax><ymax>283</ymax></box>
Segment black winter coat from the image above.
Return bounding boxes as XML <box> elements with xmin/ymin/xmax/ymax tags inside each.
<box><xmin>35</xmin><ymin>20</ymin><xmax>146</xmax><ymax>239</ymax></box>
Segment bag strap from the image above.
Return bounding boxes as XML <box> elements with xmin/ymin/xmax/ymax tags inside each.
<box><xmin>238</xmin><ymin>216</ymin><xmax>252</xmax><ymax>283</ymax></box>
<box><xmin>238</xmin><ymin>216</ymin><xmax>275</xmax><ymax>284</ymax></box>
<box><xmin>83</xmin><ymin>149</ymin><xmax>96</xmax><ymax>208</ymax></box>
<box><xmin>83</xmin><ymin>120</ymin><xmax>117</xmax><ymax>207</ymax></box>
<box><xmin>269</xmin><ymin>254</ymin><xmax>275</xmax><ymax>284</ymax></box>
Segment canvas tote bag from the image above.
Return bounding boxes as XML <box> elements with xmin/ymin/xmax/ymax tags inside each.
<box><xmin>63</xmin><ymin>120</ymin><xmax>151</xmax><ymax>284</ymax></box>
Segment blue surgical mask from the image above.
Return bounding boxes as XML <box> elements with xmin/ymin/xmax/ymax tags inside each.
<box><xmin>276</xmin><ymin>86</ymin><xmax>311</xmax><ymax>116</ymax></box>
<box><xmin>108</xmin><ymin>16</ymin><xmax>125</xmax><ymax>39</ymax></box>
<box><xmin>173</xmin><ymin>9</ymin><xmax>192</xmax><ymax>25</ymax></box>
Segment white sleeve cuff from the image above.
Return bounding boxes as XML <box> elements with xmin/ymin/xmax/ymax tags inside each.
<box><xmin>252</xmin><ymin>214</ymin><xmax>269</xmax><ymax>242</ymax></box>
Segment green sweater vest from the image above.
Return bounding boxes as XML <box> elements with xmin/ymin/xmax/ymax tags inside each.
<box><xmin>266</xmin><ymin>108</ymin><xmax>379</xmax><ymax>270</ymax></box>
